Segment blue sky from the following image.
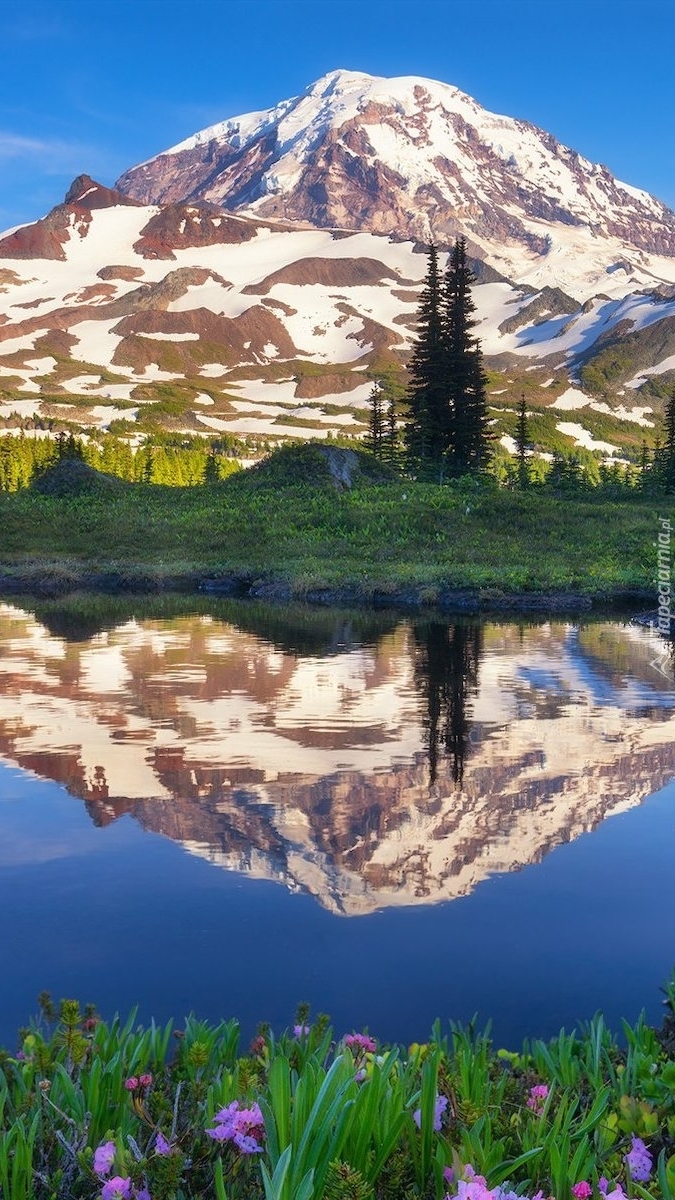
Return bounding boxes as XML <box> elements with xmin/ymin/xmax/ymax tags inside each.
<box><xmin>1</xmin><ymin>0</ymin><xmax>674</xmax><ymax>230</ymax></box>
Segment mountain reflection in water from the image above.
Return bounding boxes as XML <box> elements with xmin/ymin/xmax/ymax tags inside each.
<box><xmin>0</xmin><ymin>601</ymin><xmax>674</xmax><ymax>917</ymax></box>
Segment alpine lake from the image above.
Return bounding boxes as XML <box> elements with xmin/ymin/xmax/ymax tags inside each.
<box><xmin>1</xmin><ymin>594</ymin><xmax>674</xmax><ymax>1051</ymax></box>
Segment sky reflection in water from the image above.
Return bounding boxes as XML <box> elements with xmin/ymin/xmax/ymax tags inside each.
<box><xmin>0</xmin><ymin>599</ymin><xmax>674</xmax><ymax>1049</ymax></box>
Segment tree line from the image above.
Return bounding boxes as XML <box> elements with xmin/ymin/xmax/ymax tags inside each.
<box><xmin>365</xmin><ymin>238</ymin><xmax>675</xmax><ymax>495</ymax></box>
<box><xmin>0</xmin><ymin>431</ymin><xmax>243</xmax><ymax>492</ymax></box>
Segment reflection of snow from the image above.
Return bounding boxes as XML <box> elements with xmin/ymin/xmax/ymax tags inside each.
<box><xmin>1</xmin><ymin>605</ymin><xmax>675</xmax><ymax>913</ymax></box>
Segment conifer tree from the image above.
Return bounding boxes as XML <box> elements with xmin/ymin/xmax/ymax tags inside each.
<box><xmin>404</xmin><ymin>244</ymin><xmax>447</xmax><ymax>477</ymax></box>
<box><xmin>404</xmin><ymin>240</ymin><xmax>490</xmax><ymax>481</ymax></box>
<box><xmin>515</xmin><ymin>392</ymin><xmax>529</xmax><ymax>488</ymax></box>
<box><xmin>444</xmin><ymin>237</ymin><xmax>491</xmax><ymax>478</ymax></box>
<box><xmin>365</xmin><ymin>380</ymin><xmax>385</xmax><ymax>459</ymax></box>
<box><xmin>202</xmin><ymin>449</ymin><xmax>221</xmax><ymax>485</ymax></box>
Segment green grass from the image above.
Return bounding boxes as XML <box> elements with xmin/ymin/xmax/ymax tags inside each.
<box><xmin>0</xmin><ymin>459</ymin><xmax>668</xmax><ymax>601</ymax></box>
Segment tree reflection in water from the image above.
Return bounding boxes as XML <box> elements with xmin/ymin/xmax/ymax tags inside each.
<box><xmin>413</xmin><ymin>621</ymin><xmax>483</xmax><ymax>787</ymax></box>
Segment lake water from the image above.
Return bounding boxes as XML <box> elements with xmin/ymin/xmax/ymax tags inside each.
<box><xmin>1</xmin><ymin>597</ymin><xmax>674</xmax><ymax>1050</ymax></box>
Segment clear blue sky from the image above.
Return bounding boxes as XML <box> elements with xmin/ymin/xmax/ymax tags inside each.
<box><xmin>1</xmin><ymin>0</ymin><xmax>674</xmax><ymax>230</ymax></box>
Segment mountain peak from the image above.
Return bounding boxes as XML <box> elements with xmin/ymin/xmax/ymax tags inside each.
<box><xmin>115</xmin><ymin>69</ymin><xmax>675</xmax><ymax>273</ymax></box>
<box><xmin>64</xmin><ymin>174</ymin><xmax>141</xmax><ymax>210</ymax></box>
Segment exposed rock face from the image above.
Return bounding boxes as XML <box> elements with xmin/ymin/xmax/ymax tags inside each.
<box><xmin>64</xmin><ymin>174</ymin><xmax>142</xmax><ymax>211</ymax></box>
<box><xmin>116</xmin><ymin>70</ymin><xmax>675</xmax><ymax>261</ymax></box>
<box><xmin>0</xmin><ymin>175</ymin><xmax>140</xmax><ymax>261</ymax></box>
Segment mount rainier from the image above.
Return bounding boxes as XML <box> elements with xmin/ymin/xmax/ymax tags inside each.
<box><xmin>1</xmin><ymin>69</ymin><xmax>674</xmax><ymax>456</ymax></box>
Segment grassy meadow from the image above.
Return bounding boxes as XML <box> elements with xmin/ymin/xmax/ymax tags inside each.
<box><xmin>0</xmin><ymin>446</ymin><xmax>666</xmax><ymax>605</ymax></box>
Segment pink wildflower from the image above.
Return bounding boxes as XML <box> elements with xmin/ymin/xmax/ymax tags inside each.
<box><xmin>139</xmin><ymin>1073</ymin><xmax>153</xmax><ymax>1088</ymax></box>
<box><xmin>344</xmin><ymin>1033</ymin><xmax>377</xmax><ymax>1054</ymax></box>
<box><xmin>526</xmin><ymin>1084</ymin><xmax>549</xmax><ymax>1115</ymax></box>
<box><xmin>571</xmin><ymin>1185</ymin><xmax>592</xmax><ymax>1199</ymax></box>
<box><xmin>124</xmin><ymin>1077</ymin><xmax>139</xmax><ymax>1091</ymax></box>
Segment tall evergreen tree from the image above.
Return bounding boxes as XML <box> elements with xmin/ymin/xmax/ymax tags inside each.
<box><xmin>404</xmin><ymin>244</ymin><xmax>448</xmax><ymax>477</ymax></box>
<box><xmin>404</xmin><ymin>239</ymin><xmax>490</xmax><ymax>481</ymax></box>
<box><xmin>444</xmin><ymin>237</ymin><xmax>491</xmax><ymax>478</ymax></box>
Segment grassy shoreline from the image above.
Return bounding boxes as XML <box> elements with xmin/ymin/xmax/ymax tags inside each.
<box><xmin>0</xmin><ymin>469</ymin><xmax>667</xmax><ymax>614</ymax></box>
<box><xmin>2</xmin><ymin>987</ymin><xmax>675</xmax><ymax>1200</ymax></box>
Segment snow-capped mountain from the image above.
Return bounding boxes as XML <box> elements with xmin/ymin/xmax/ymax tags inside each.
<box><xmin>117</xmin><ymin>69</ymin><xmax>675</xmax><ymax>298</ymax></box>
<box><xmin>2</xmin><ymin>71</ymin><xmax>675</xmax><ymax>454</ymax></box>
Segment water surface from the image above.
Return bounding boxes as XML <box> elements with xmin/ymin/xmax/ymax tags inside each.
<box><xmin>1</xmin><ymin>599</ymin><xmax>674</xmax><ymax>1048</ymax></box>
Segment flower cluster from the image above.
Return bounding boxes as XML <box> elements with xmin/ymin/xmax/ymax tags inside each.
<box><xmin>124</xmin><ymin>1073</ymin><xmax>153</xmax><ymax>1092</ymax></box>
<box><xmin>444</xmin><ymin>1164</ymin><xmax>550</xmax><ymax>1200</ymax></box>
<box><xmin>206</xmin><ymin>1101</ymin><xmax>265</xmax><ymax>1155</ymax></box>
<box><xmin>344</xmin><ymin>1033</ymin><xmax>377</xmax><ymax>1054</ymax></box>
<box><xmin>526</xmin><ymin>1084</ymin><xmax>549</xmax><ymax>1116</ymax></box>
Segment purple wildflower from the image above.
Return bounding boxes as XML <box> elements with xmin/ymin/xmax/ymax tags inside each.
<box><xmin>413</xmin><ymin>1093</ymin><xmax>448</xmax><ymax>1131</ymax></box>
<box><xmin>137</xmin><ymin>1191</ymin><xmax>151</xmax><ymax>1200</ymax></box>
<box><xmin>101</xmin><ymin>1178</ymin><xmax>132</xmax><ymax>1200</ymax></box>
<box><xmin>154</xmin><ymin>1132</ymin><xmax>172</xmax><ymax>1157</ymax></box>
<box><xmin>206</xmin><ymin>1100</ymin><xmax>265</xmax><ymax>1154</ymax></box>
<box><xmin>233</xmin><ymin>1132</ymin><xmax>264</xmax><ymax>1154</ymax></box>
<box><xmin>293</xmin><ymin>1024</ymin><xmax>311</xmax><ymax>1038</ymax></box>
<box><xmin>93</xmin><ymin>1141</ymin><xmax>116</xmax><ymax>1177</ymax></box>
<box><xmin>598</xmin><ymin>1184</ymin><xmax>626</xmax><ymax>1200</ymax></box>
<box><xmin>624</xmin><ymin>1135</ymin><xmax>652</xmax><ymax>1182</ymax></box>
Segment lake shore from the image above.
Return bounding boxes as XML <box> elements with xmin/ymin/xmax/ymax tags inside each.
<box><xmin>0</xmin><ymin>559</ymin><xmax>656</xmax><ymax>615</ymax></box>
<box><xmin>0</xmin><ymin>451</ymin><xmax>667</xmax><ymax>617</ymax></box>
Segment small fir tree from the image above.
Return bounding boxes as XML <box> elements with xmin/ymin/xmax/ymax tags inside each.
<box><xmin>365</xmin><ymin>380</ymin><xmax>385</xmax><ymax>459</ymax></box>
<box><xmin>515</xmin><ymin>393</ymin><xmax>529</xmax><ymax>488</ymax></box>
